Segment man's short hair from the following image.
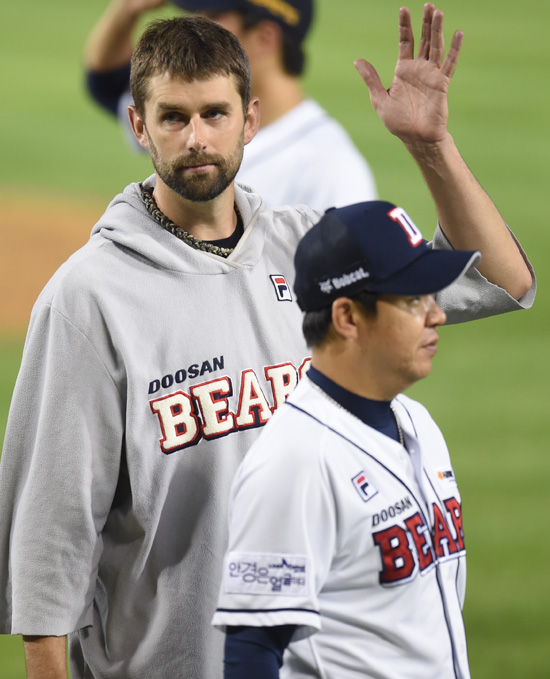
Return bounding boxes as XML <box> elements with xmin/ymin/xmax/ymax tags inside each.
<box><xmin>130</xmin><ymin>16</ymin><xmax>252</xmax><ymax>117</ymax></box>
<box><xmin>302</xmin><ymin>290</ymin><xmax>379</xmax><ymax>348</ymax></box>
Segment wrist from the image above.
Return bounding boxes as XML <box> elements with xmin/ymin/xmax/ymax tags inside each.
<box><xmin>23</xmin><ymin>635</ymin><xmax>68</xmax><ymax>679</ymax></box>
<box><xmin>404</xmin><ymin>133</ymin><xmax>457</xmax><ymax>171</ymax></box>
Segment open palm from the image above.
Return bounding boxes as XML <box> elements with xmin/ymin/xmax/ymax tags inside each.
<box><xmin>355</xmin><ymin>4</ymin><xmax>463</xmax><ymax>145</ymax></box>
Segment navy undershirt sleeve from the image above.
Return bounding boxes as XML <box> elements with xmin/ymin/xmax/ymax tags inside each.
<box><xmin>224</xmin><ymin>625</ymin><xmax>296</xmax><ymax>679</ymax></box>
<box><xmin>85</xmin><ymin>63</ymin><xmax>132</xmax><ymax>116</ymax></box>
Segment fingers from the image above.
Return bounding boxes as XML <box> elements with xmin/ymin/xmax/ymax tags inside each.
<box><xmin>417</xmin><ymin>3</ymin><xmax>435</xmax><ymax>59</ymax></box>
<box><xmin>441</xmin><ymin>30</ymin><xmax>464</xmax><ymax>79</ymax></box>
<box><xmin>414</xmin><ymin>3</ymin><xmax>443</xmax><ymax>66</ymax></box>
<box><xmin>427</xmin><ymin>9</ymin><xmax>444</xmax><ymax>67</ymax></box>
<box><xmin>398</xmin><ymin>7</ymin><xmax>414</xmax><ymax>62</ymax></box>
<box><xmin>401</xmin><ymin>2</ymin><xmax>461</xmax><ymax>74</ymax></box>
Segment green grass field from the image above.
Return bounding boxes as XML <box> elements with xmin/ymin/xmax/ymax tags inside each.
<box><xmin>1</xmin><ymin>0</ymin><xmax>549</xmax><ymax>676</ymax></box>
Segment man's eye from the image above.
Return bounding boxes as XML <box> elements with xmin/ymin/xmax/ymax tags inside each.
<box><xmin>164</xmin><ymin>112</ymin><xmax>183</xmax><ymax>122</ymax></box>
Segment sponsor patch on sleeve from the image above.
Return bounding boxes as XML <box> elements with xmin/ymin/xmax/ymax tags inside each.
<box><xmin>436</xmin><ymin>466</ymin><xmax>457</xmax><ymax>488</ymax></box>
<box><xmin>223</xmin><ymin>552</ymin><xmax>309</xmax><ymax>597</ymax></box>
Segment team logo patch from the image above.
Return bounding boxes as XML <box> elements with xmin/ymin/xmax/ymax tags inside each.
<box><xmin>437</xmin><ymin>467</ymin><xmax>457</xmax><ymax>488</ymax></box>
<box><xmin>352</xmin><ymin>470</ymin><xmax>378</xmax><ymax>503</ymax></box>
<box><xmin>223</xmin><ymin>552</ymin><xmax>309</xmax><ymax>596</ymax></box>
<box><xmin>270</xmin><ymin>274</ymin><xmax>293</xmax><ymax>302</ymax></box>
<box><xmin>388</xmin><ymin>206</ymin><xmax>424</xmax><ymax>247</ymax></box>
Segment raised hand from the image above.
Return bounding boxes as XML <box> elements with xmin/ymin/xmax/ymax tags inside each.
<box><xmin>355</xmin><ymin>3</ymin><xmax>463</xmax><ymax>146</ymax></box>
<box><xmin>84</xmin><ymin>0</ymin><xmax>168</xmax><ymax>71</ymax></box>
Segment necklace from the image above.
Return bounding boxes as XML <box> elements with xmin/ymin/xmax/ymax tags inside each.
<box><xmin>308</xmin><ymin>378</ymin><xmax>405</xmax><ymax>447</ymax></box>
<box><xmin>140</xmin><ymin>185</ymin><xmax>241</xmax><ymax>258</ymax></box>
<box><xmin>390</xmin><ymin>404</ymin><xmax>405</xmax><ymax>447</ymax></box>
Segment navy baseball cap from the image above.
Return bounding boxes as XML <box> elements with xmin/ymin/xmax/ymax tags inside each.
<box><xmin>294</xmin><ymin>201</ymin><xmax>482</xmax><ymax>312</ymax></box>
<box><xmin>171</xmin><ymin>0</ymin><xmax>313</xmax><ymax>41</ymax></box>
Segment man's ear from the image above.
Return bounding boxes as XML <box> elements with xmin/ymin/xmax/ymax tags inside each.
<box><xmin>252</xmin><ymin>19</ymin><xmax>283</xmax><ymax>59</ymax></box>
<box><xmin>243</xmin><ymin>97</ymin><xmax>260</xmax><ymax>146</ymax></box>
<box><xmin>331</xmin><ymin>298</ymin><xmax>362</xmax><ymax>341</ymax></box>
<box><xmin>128</xmin><ymin>105</ymin><xmax>150</xmax><ymax>150</ymax></box>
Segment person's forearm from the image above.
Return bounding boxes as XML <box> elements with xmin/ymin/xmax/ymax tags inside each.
<box><xmin>83</xmin><ymin>0</ymin><xmax>143</xmax><ymax>71</ymax></box>
<box><xmin>23</xmin><ymin>635</ymin><xmax>68</xmax><ymax>679</ymax></box>
<box><xmin>406</xmin><ymin>133</ymin><xmax>532</xmax><ymax>299</ymax></box>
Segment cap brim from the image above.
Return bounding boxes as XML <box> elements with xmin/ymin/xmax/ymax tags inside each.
<box><xmin>367</xmin><ymin>249</ymin><xmax>482</xmax><ymax>296</ymax></box>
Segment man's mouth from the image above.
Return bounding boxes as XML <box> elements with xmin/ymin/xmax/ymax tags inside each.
<box><xmin>183</xmin><ymin>163</ymin><xmax>215</xmax><ymax>172</ymax></box>
<box><xmin>421</xmin><ymin>335</ymin><xmax>439</xmax><ymax>354</ymax></box>
<box><xmin>180</xmin><ymin>156</ymin><xmax>219</xmax><ymax>170</ymax></box>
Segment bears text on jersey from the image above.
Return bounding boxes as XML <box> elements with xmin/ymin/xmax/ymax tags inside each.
<box><xmin>150</xmin><ymin>358</ymin><xmax>311</xmax><ymax>453</ymax></box>
<box><xmin>373</xmin><ymin>496</ymin><xmax>465</xmax><ymax>586</ymax></box>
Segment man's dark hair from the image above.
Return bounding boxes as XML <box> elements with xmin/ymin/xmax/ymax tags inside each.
<box><xmin>130</xmin><ymin>16</ymin><xmax>252</xmax><ymax>117</ymax></box>
<box><xmin>302</xmin><ymin>290</ymin><xmax>379</xmax><ymax>348</ymax></box>
<box><xmin>241</xmin><ymin>10</ymin><xmax>306</xmax><ymax>76</ymax></box>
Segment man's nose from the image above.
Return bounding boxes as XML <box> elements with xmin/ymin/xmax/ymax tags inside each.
<box><xmin>185</xmin><ymin>117</ymin><xmax>207</xmax><ymax>152</ymax></box>
<box><xmin>427</xmin><ymin>296</ymin><xmax>447</xmax><ymax>326</ymax></box>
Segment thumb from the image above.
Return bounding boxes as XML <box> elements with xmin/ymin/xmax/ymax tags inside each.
<box><xmin>354</xmin><ymin>59</ymin><xmax>383</xmax><ymax>89</ymax></box>
<box><xmin>354</xmin><ymin>59</ymin><xmax>387</xmax><ymax>106</ymax></box>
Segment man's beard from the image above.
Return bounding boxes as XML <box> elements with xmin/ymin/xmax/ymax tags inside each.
<box><xmin>147</xmin><ymin>131</ymin><xmax>244</xmax><ymax>202</ymax></box>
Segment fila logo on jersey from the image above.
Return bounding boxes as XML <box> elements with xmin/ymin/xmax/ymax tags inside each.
<box><xmin>373</xmin><ymin>497</ymin><xmax>465</xmax><ymax>586</ymax></box>
<box><xmin>270</xmin><ymin>274</ymin><xmax>293</xmax><ymax>301</ymax></box>
<box><xmin>352</xmin><ymin>471</ymin><xmax>378</xmax><ymax>502</ymax></box>
<box><xmin>150</xmin><ymin>358</ymin><xmax>311</xmax><ymax>453</ymax></box>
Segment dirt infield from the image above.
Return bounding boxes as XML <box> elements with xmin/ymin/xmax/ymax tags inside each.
<box><xmin>0</xmin><ymin>189</ymin><xmax>106</xmax><ymax>336</ymax></box>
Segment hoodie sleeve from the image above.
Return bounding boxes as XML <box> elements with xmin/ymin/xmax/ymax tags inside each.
<box><xmin>0</xmin><ymin>301</ymin><xmax>125</xmax><ymax>635</ymax></box>
<box><xmin>431</xmin><ymin>224</ymin><xmax>536</xmax><ymax>325</ymax></box>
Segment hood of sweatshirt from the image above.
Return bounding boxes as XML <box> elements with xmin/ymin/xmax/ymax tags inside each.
<box><xmin>90</xmin><ymin>175</ymin><xmax>267</xmax><ymax>274</ymax></box>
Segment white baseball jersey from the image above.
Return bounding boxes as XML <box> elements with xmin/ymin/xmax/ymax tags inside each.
<box><xmin>0</xmin><ymin>175</ymin><xmax>533</xmax><ymax>678</ymax></box>
<box><xmin>118</xmin><ymin>93</ymin><xmax>377</xmax><ymax>210</ymax></box>
<box><xmin>236</xmin><ymin>99</ymin><xmax>377</xmax><ymax>210</ymax></box>
<box><xmin>213</xmin><ymin>377</ymin><xmax>470</xmax><ymax>678</ymax></box>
